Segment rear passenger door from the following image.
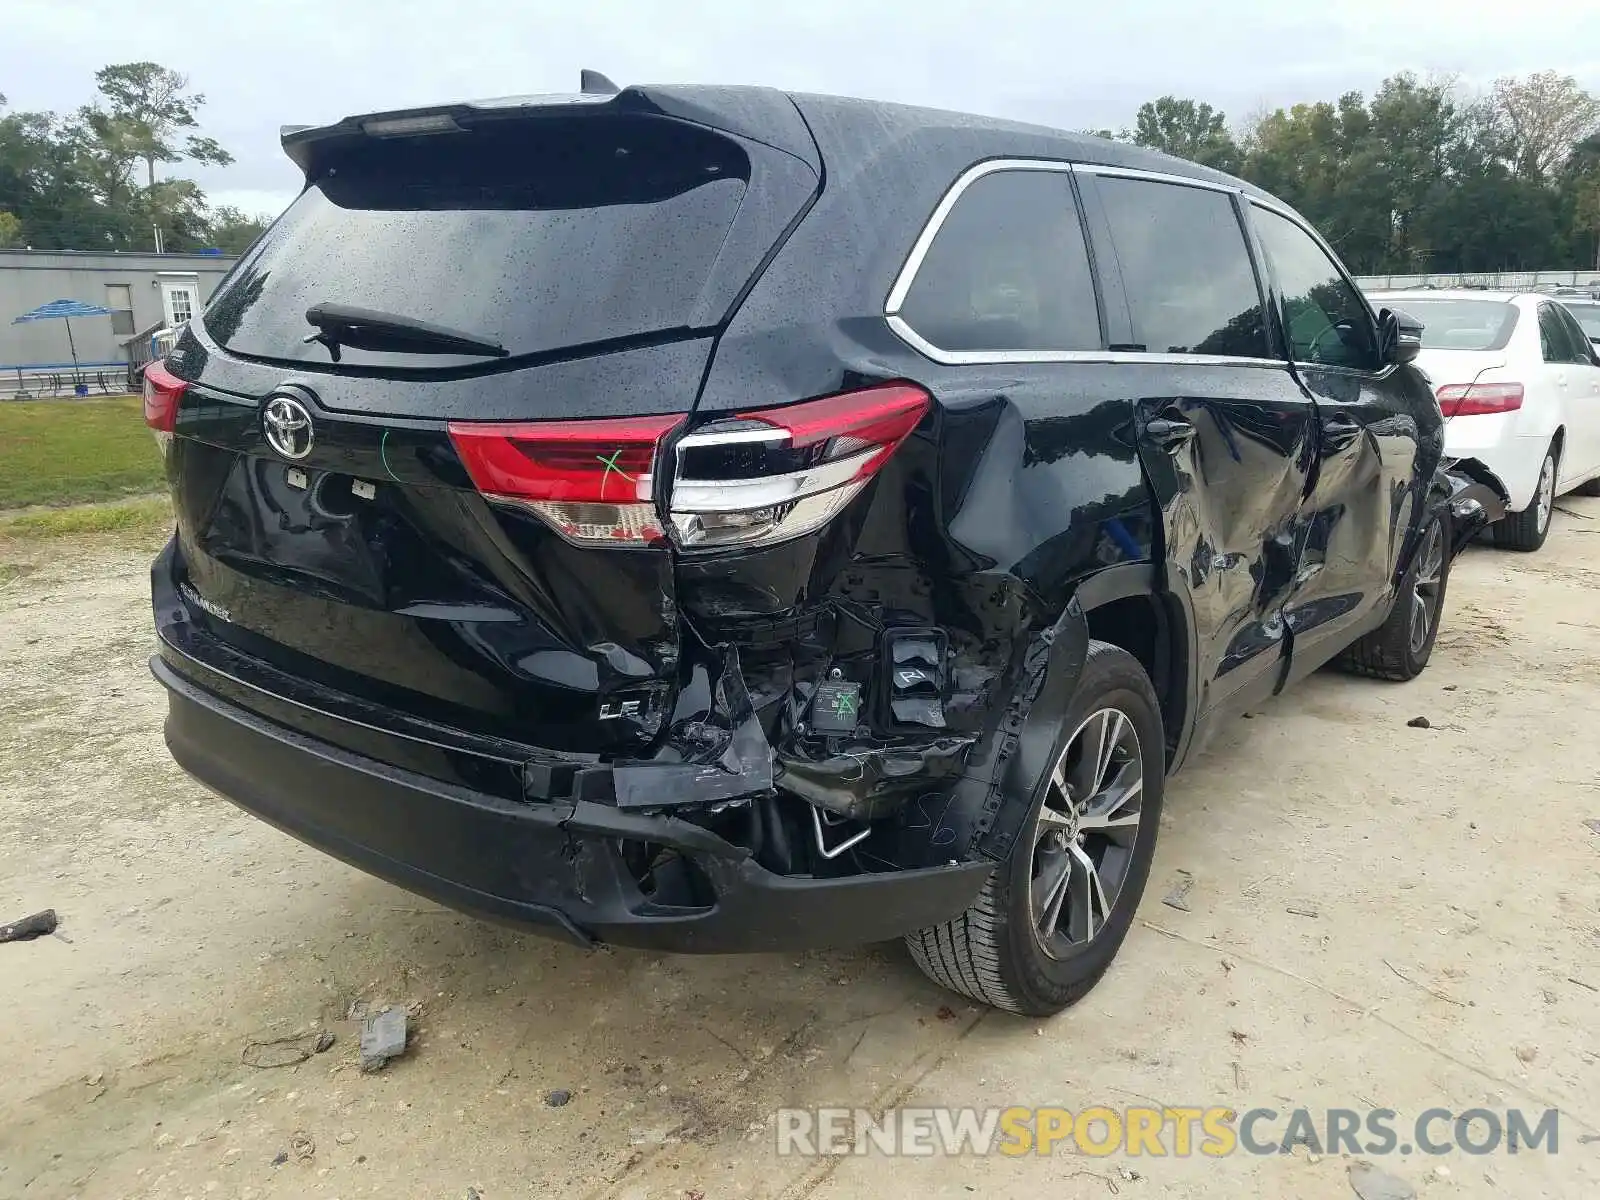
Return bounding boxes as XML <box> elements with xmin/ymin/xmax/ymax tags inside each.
<box><xmin>1246</xmin><ymin>203</ymin><xmax>1437</xmax><ymax>681</ymax></box>
<box><xmin>1077</xmin><ymin>169</ymin><xmax>1318</xmax><ymax>728</ymax></box>
<box><xmin>1547</xmin><ymin>303</ymin><xmax>1600</xmax><ymax>486</ymax></box>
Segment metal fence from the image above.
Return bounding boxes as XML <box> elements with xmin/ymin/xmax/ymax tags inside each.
<box><xmin>1355</xmin><ymin>270</ymin><xmax>1600</xmax><ymax>294</ymax></box>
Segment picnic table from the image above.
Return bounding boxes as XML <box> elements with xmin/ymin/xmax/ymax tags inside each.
<box><xmin>3</xmin><ymin>361</ymin><xmax>131</xmax><ymax>400</ymax></box>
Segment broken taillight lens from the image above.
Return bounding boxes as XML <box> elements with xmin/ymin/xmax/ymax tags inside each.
<box><xmin>142</xmin><ymin>360</ymin><xmax>186</xmax><ymax>448</ymax></box>
<box><xmin>448</xmin><ymin>383</ymin><xmax>931</xmax><ymax>551</ymax></box>
<box><xmin>1436</xmin><ymin>382</ymin><xmax>1523</xmax><ymax>417</ymax></box>
<box><xmin>447</xmin><ymin>414</ymin><xmax>684</xmax><ymax>546</ymax></box>
<box><xmin>668</xmin><ymin>382</ymin><xmax>931</xmax><ymax>551</ymax></box>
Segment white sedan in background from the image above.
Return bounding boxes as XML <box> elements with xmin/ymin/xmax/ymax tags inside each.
<box><xmin>1562</xmin><ymin>296</ymin><xmax>1600</xmax><ymax>348</ymax></box>
<box><xmin>1367</xmin><ymin>290</ymin><xmax>1600</xmax><ymax>552</ymax></box>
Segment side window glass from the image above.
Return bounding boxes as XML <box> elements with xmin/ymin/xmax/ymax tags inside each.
<box><xmin>1094</xmin><ymin>176</ymin><xmax>1268</xmax><ymax>359</ymax></box>
<box><xmin>1251</xmin><ymin>206</ymin><xmax>1378</xmax><ymax>370</ymax></box>
<box><xmin>895</xmin><ymin>169</ymin><xmax>1101</xmax><ymax>353</ymax></box>
<box><xmin>1537</xmin><ymin>306</ymin><xmax>1568</xmax><ymax>363</ymax></box>
<box><xmin>1555</xmin><ymin>306</ymin><xmax>1595</xmax><ymax>364</ymax></box>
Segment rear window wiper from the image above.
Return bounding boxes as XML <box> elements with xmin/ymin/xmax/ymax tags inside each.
<box><xmin>303</xmin><ymin>302</ymin><xmax>510</xmax><ymax>362</ymax></box>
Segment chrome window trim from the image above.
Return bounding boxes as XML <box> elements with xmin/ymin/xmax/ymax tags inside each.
<box><xmin>1246</xmin><ymin>198</ymin><xmax>1388</xmax><ymax>376</ymax></box>
<box><xmin>884</xmin><ymin>158</ymin><xmax>1076</xmax><ymax>316</ymax></box>
<box><xmin>886</xmin><ymin>158</ymin><xmax>1281</xmax><ymax>366</ymax></box>
<box><xmin>886</xmin><ymin>313</ymin><xmax>1287</xmax><ymax>368</ymax></box>
<box><xmin>1070</xmin><ymin>163</ymin><xmax>1242</xmax><ymax>195</ymax></box>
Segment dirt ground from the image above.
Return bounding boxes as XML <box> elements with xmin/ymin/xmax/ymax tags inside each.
<box><xmin>2</xmin><ymin>506</ymin><xmax>1598</xmax><ymax>1200</ymax></box>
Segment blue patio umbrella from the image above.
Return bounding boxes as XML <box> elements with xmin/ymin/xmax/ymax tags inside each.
<box><xmin>12</xmin><ymin>299</ymin><xmax>113</xmax><ymax>383</ymax></box>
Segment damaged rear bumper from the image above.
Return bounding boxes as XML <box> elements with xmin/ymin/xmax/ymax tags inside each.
<box><xmin>152</xmin><ymin>656</ymin><xmax>993</xmax><ymax>953</ymax></box>
<box><xmin>1441</xmin><ymin>457</ymin><xmax>1510</xmax><ymax>556</ymax></box>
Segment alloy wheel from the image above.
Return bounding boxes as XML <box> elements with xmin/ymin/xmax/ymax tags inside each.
<box><xmin>1029</xmin><ymin>707</ymin><xmax>1144</xmax><ymax>957</ymax></box>
<box><xmin>1536</xmin><ymin>455</ymin><xmax>1555</xmax><ymax>534</ymax></box>
<box><xmin>1408</xmin><ymin>521</ymin><xmax>1445</xmax><ymax>656</ymax></box>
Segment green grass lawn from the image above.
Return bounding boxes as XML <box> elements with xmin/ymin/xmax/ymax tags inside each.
<box><xmin>0</xmin><ymin>396</ymin><xmax>165</xmax><ymax>509</ymax></box>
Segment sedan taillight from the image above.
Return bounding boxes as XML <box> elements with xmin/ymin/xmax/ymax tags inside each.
<box><xmin>447</xmin><ymin>383</ymin><xmax>931</xmax><ymax>551</ymax></box>
<box><xmin>1436</xmin><ymin>381</ymin><xmax>1523</xmax><ymax>417</ymax></box>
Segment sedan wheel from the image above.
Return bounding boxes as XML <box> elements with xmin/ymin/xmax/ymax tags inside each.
<box><xmin>1494</xmin><ymin>446</ymin><xmax>1558</xmax><ymax>552</ymax></box>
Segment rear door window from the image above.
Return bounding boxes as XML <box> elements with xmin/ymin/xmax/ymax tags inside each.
<box><xmin>1537</xmin><ymin>305</ymin><xmax>1589</xmax><ymax>364</ymax></box>
<box><xmin>202</xmin><ymin>115</ymin><xmax>750</xmax><ymax>368</ymax></box>
<box><xmin>1553</xmin><ymin>304</ymin><xmax>1598</xmax><ymax>363</ymax></box>
<box><xmin>1250</xmin><ymin>206</ymin><xmax>1378</xmax><ymax>370</ymax></box>
<box><xmin>1093</xmin><ymin>176</ymin><xmax>1268</xmax><ymax>359</ymax></box>
<box><xmin>893</xmin><ymin>168</ymin><xmax>1101</xmax><ymax>354</ymax></box>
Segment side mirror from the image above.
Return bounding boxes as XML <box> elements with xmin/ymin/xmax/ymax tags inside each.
<box><xmin>1379</xmin><ymin>307</ymin><xmax>1424</xmax><ymax>365</ymax></box>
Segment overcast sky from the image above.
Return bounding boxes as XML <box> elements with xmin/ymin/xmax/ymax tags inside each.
<box><xmin>7</xmin><ymin>0</ymin><xmax>1600</xmax><ymax>218</ymax></box>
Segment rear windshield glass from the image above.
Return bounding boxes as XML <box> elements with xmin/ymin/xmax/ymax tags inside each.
<box><xmin>1377</xmin><ymin>299</ymin><xmax>1520</xmax><ymax>351</ymax></box>
<box><xmin>202</xmin><ymin>115</ymin><xmax>748</xmax><ymax>368</ymax></box>
<box><xmin>1566</xmin><ymin>302</ymin><xmax>1600</xmax><ymax>340</ymax></box>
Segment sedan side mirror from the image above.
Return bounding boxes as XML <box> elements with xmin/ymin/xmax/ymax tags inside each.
<box><xmin>1379</xmin><ymin>307</ymin><xmax>1424</xmax><ymax>365</ymax></box>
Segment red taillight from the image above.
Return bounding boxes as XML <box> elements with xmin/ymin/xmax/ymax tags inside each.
<box><xmin>142</xmin><ymin>360</ymin><xmax>186</xmax><ymax>434</ymax></box>
<box><xmin>735</xmin><ymin>384</ymin><xmax>931</xmax><ymax>479</ymax></box>
<box><xmin>447</xmin><ymin>383</ymin><xmax>932</xmax><ymax>551</ymax></box>
<box><xmin>670</xmin><ymin>382</ymin><xmax>931</xmax><ymax>550</ymax></box>
<box><xmin>447</xmin><ymin>414</ymin><xmax>684</xmax><ymax>545</ymax></box>
<box><xmin>1437</xmin><ymin>381</ymin><xmax>1523</xmax><ymax>417</ymax></box>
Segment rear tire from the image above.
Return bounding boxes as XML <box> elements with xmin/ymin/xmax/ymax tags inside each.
<box><xmin>1336</xmin><ymin>513</ymin><xmax>1449</xmax><ymax>682</ymax></box>
<box><xmin>906</xmin><ymin>641</ymin><xmax>1164</xmax><ymax>1017</ymax></box>
<box><xmin>1493</xmin><ymin>445</ymin><xmax>1558</xmax><ymax>552</ymax></box>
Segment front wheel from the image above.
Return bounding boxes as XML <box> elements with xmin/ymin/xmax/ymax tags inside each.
<box><xmin>1336</xmin><ymin>513</ymin><xmax>1449</xmax><ymax>681</ymax></box>
<box><xmin>906</xmin><ymin>641</ymin><xmax>1165</xmax><ymax>1016</ymax></box>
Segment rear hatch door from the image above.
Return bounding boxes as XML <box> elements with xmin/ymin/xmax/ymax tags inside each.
<box><xmin>158</xmin><ymin>95</ymin><xmax>818</xmax><ymax>759</ymax></box>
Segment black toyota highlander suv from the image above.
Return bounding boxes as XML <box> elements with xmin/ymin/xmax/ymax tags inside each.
<box><xmin>145</xmin><ymin>77</ymin><xmax>1506</xmax><ymax>1016</ymax></box>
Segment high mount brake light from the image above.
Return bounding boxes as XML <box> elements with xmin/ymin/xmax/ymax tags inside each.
<box><xmin>142</xmin><ymin>360</ymin><xmax>187</xmax><ymax>451</ymax></box>
<box><xmin>1436</xmin><ymin>381</ymin><xmax>1524</xmax><ymax>417</ymax></box>
<box><xmin>448</xmin><ymin>383</ymin><xmax>932</xmax><ymax>551</ymax></box>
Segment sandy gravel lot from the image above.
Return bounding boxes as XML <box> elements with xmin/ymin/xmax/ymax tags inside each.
<box><xmin>2</xmin><ymin>505</ymin><xmax>1598</xmax><ymax>1200</ymax></box>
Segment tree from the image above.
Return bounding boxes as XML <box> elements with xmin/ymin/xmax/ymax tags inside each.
<box><xmin>1</xmin><ymin>106</ymin><xmax>117</xmax><ymax>249</ymax></box>
<box><xmin>1131</xmin><ymin>96</ymin><xmax>1240</xmax><ymax>171</ymax></box>
<box><xmin>1490</xmin><ymin>71</ymin><xmax>1600</xmax><ymax>183</ymax></box>
<box><xmin>87</xmin><ymin>62</ymin><xmax>234</xmax><ymax>190</ymax></box>
<box><xmin>1572</xmin><ymin>180</ymin><xmax>1600</xmax><ymax>270</ymax></box>
<box><xmin>0</xmin><ymin>210</ymin><xmax>20</xmax><ymax>248</ymax></box>
<box><xmin>204</xmin><ymin>206</ymin><xmax>269</xmax><ymax>255</ymax></box>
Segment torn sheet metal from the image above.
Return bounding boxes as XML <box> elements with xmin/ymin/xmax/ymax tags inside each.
<box><xmin>611</xmin><ymin>645</ymin><xmax>775</xmax><ymax>809</ymax></box>
<box><xmin>776</xmin><ymin>734</ymin><xmax>976</xmax><ymax>822</ymax></box>
<box><xmin>1440</xmin><ymin>457</ymin><xmax>1509</xmax><ymax>557</ymax></box>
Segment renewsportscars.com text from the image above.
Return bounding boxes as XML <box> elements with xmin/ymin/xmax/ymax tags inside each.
<box><xmin>775</xmin><ymin>1106</ymin><xmax>1562</xmax><ymax>1158</ymax></box>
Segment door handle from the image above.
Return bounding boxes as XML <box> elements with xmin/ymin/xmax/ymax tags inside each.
<box><xmin>1144</xmin><ymin>416</ymin><xmax>1196</xmax><ymax>452</ymax></box>
<box><xmin>1321</xmin><ymin>413</ymin><xmax>1362</xmax><ymax>452</ymax></box>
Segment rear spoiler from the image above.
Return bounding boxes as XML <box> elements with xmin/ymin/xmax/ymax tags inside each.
<box><xmin>279</xmin><ymin>78</ymin><xmax>820</xmax><ymax>177</ymax></box>
<box><xmin>1440</xmin><ymin>457</ymin><xmax>1509</xmax><ymax>557</ymax></box>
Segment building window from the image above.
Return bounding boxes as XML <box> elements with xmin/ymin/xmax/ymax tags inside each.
<box><xmin>104</xmin><ymin>284</ymin><xmax>134</xmax><ymax>337</ymax></box>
